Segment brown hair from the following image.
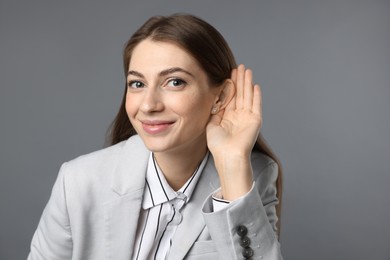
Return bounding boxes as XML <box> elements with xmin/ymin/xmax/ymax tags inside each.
<box><xmin>107</xmin><ymin>13</ymin><xmax>283</xmax><ymax>235</ymax></box>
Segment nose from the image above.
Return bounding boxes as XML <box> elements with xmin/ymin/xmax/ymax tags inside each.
<box><xmin>140</xmin><ymin>87</ymin><xmax>164</xmax><ymax>113</ymax></box>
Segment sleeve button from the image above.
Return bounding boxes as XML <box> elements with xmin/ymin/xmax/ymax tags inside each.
<box><xmin>242</xmin><ymin>247</ymin><xmax>254</xmax><ymax>258</ymax></box>
<box><xmin>240</xmin><ymin>236</ymin><xmax>251</xmax><ymax>247</ymax></box>
<box><xmin>236</xmin><ymin>225</ymin><xmax>248</xmax><ymax>237</ymax></box>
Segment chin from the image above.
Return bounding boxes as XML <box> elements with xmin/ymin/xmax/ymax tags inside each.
<box><xmin>139</xmin><ymin>137</ymin><xmax>173</xmax><ymax>153</ymax></box>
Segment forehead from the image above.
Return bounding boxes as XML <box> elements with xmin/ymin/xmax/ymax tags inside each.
<box><xmin>129</xmin><ymin>39</ymin><xmax>202</xmax><ymax>73</ymax></box>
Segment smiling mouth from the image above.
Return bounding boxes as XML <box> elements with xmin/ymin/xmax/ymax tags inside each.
<box><xmin>140</xmin><ymin>120</ymin><xmax>174</xmax><ymax>134</ymax></box>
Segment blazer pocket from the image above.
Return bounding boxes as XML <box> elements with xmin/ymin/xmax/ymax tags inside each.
<box><xmin>185</xmin><ymin>240</ymin><xmax>220</xmax><ymax>259</ymax></box>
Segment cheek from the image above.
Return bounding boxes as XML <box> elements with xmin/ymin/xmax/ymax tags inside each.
<box><xmin>177</xmin><ymin>95</ymin><xmax>213</xmax><ymax>122</ymax></box>
<box><xmin>125</xmin><ymin>94</ymin><xmax>136</xmax><ymax>118</ymax></box>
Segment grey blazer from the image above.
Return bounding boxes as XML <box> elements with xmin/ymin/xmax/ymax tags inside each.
<box><xmin>28</xmin><ymin>135</ymin><xmax>282</xmax><ymax>260</ymax></box>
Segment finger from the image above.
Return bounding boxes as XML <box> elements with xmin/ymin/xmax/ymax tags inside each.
<box><xmin>244</xmin><ymin>69</ymin><xmax>254</xmax><ymax>110</ymax></box>
<box><xmin>236</xmin><ymin>64</ymin><xmax>245</xmax><ymax>109</ymax></box>
<box><xmin>225</xmin><ymin>69</ymin><xmax>237</xmax><ymax>111</ymax></box>
<box><xmin>253</xmin><ymin>84</ymin><xmax>263</xmax><ymax>127</ymax></box>
<box><xmin>231</xmin><ymin>68</ymin><xmax>237</xmax><ymax>85</ymax></box>
<box><xmin>225</xmin><ymin>93</ymin><xmax>236</xmax><ymax>111</ymax></box>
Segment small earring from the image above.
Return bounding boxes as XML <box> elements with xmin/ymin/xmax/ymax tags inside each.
<box><xmin>211</xmin><ymin>107</ymin><xmax>219</xmax><ymax>114</ymax></box>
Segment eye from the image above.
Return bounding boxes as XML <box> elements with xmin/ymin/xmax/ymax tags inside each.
<box><xmin>128</xmin><ymin>80</ymin><xmax>145</xmax><ymax>89</ymax></box>
<box><xmin>167</xmin><ymin>78</ymin><xmax>186</xmax><ymax>88</ymax></box>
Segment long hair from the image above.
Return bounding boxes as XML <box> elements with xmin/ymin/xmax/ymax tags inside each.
<box><xmin>107</xmin><ymin>14</ymin><xmax>283</xmax><ymax>235</ymax></box>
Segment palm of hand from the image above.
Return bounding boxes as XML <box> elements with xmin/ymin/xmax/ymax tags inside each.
<box><xmin>206</xmin><ymin>65</ymin><xmax>262</xmax><ymax>157</ymax></box>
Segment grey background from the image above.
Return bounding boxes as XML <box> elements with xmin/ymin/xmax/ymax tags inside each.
<box><xmin>1</xmin><ymin>0</ymin><xmax>389</xmax><ymax>259</ymax></box>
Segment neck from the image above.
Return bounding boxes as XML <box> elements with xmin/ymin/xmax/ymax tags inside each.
<box><xmin>154</xmin><ymin>135</ymin><xmax>208</xmax><ymax>191</ymax></box>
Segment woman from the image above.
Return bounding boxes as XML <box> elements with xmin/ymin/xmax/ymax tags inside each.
<box><xmin>28</xmin><ymin>14</ymin><xmax>283</xmax><ymax>260</ymax></box>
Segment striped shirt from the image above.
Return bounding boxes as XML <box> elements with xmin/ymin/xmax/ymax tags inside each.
<box><xmin>132</xmin><ymin>152</ymin><xmax>209</xmax><ymax>260</ymax></box>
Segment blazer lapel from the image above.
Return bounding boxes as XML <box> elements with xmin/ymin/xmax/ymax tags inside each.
<box><xmin>168</xmin><ymin>155</ymin><xmax>220</xmax><ymax>260</ymax></box>
<box><xmin>104</xmin><ymin>136</ymin><xmax>149</xmax><ymax>260</ymax></box>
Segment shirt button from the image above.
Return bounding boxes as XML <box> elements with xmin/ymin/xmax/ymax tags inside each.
<box><xmin>236</xmin><ymin>225</ymin><xmax>248</xmax><ymax>237</ymax></box>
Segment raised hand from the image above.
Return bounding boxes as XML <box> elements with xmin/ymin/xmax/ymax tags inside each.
<box><xmin>206</xmin><ymin>64</ymin><xmax>262</xmax><ymax>200</ymax></box>
<box><xmin>207</xmin><ymin>64</ymin><xmax>262</xmax><ymax>159</ymax></box>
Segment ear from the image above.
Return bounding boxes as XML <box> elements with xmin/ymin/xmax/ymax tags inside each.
<box><xmin>213</xmin><ymin>79</ymin><xmax>235</xmax><ymax>111</ymax></box>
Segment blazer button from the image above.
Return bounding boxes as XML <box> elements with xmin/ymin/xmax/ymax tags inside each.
<box><xmin>236</xmin><ymin>225</ymin><xmax>248</xmax><ymax>237</ymax></box>
<box><xmin>242</xmin><ymin>247</ymin><xmax>254</xmax><ymax>258</ymax></box>
<box><xmin>240</xmin><ymin>236</ymin><xmax>251</xmax><ymax>248</ymax></box>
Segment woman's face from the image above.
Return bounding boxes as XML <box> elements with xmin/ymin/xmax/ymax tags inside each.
<box><xmin>125</xmin><ymin>39</ymin><xmax>219</xmax><ymax>154</ymax></box>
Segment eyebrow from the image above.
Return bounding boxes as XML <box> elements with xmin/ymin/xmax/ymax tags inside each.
<box><xmin>127</xmin><ymin>67</ymin><xmax>195</xmax><ymax>78</ymax></box>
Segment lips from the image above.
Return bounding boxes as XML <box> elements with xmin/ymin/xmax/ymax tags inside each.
<box><xmin>140</xmin><ymin>120</ymin><xmax>174</xmax><ymax>134</ymax></box>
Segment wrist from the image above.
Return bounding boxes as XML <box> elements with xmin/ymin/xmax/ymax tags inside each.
<box><xmin>211</xmin><ymin>149</ymin><xmax>251</xmax><ymax>164</ymax></box>
<box><xmin>213</xmin><ymin>154</ymin><xmax>254</xmax><ymax>201</ymax></box>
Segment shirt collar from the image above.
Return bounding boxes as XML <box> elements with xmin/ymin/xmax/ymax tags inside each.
<box><xmin>142</xmin><ymin>152</ymin><xmax>209</xmax><ymax>210</ymax></box>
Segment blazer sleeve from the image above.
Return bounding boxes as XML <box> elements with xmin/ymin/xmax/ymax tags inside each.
<box><xmin>28</xmin><ymin>163</ymin><xmax>73</xmax><ymax>260</ymax></box>
<box><xmin>202</xmin><ymin>161</ymin><xmax>283</xmax><ymax>260</ymax></box>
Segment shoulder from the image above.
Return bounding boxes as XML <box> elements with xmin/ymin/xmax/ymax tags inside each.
<box><xmin>251</xmin><ymin>150</ymin><xmax>279</xmax><ymax>192</ymax></box>
<box><xmin>53</xmin><ymin>135</ymin><xmax>147</xmax><ymax>205</ymax></box>
<box><xmin>251</xmin><ymin>150</ymin><xmax>277</xmax><ymax>174</ymax></box>
<box><xmin>59</xmin><ymin>135</ymin><xmax>145</xmax><ymax>182</ymax></box>
<box><xmin>65</xmin><ymin>135</ymin><xmax>143</xmax><ymax>166</ymax></box>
